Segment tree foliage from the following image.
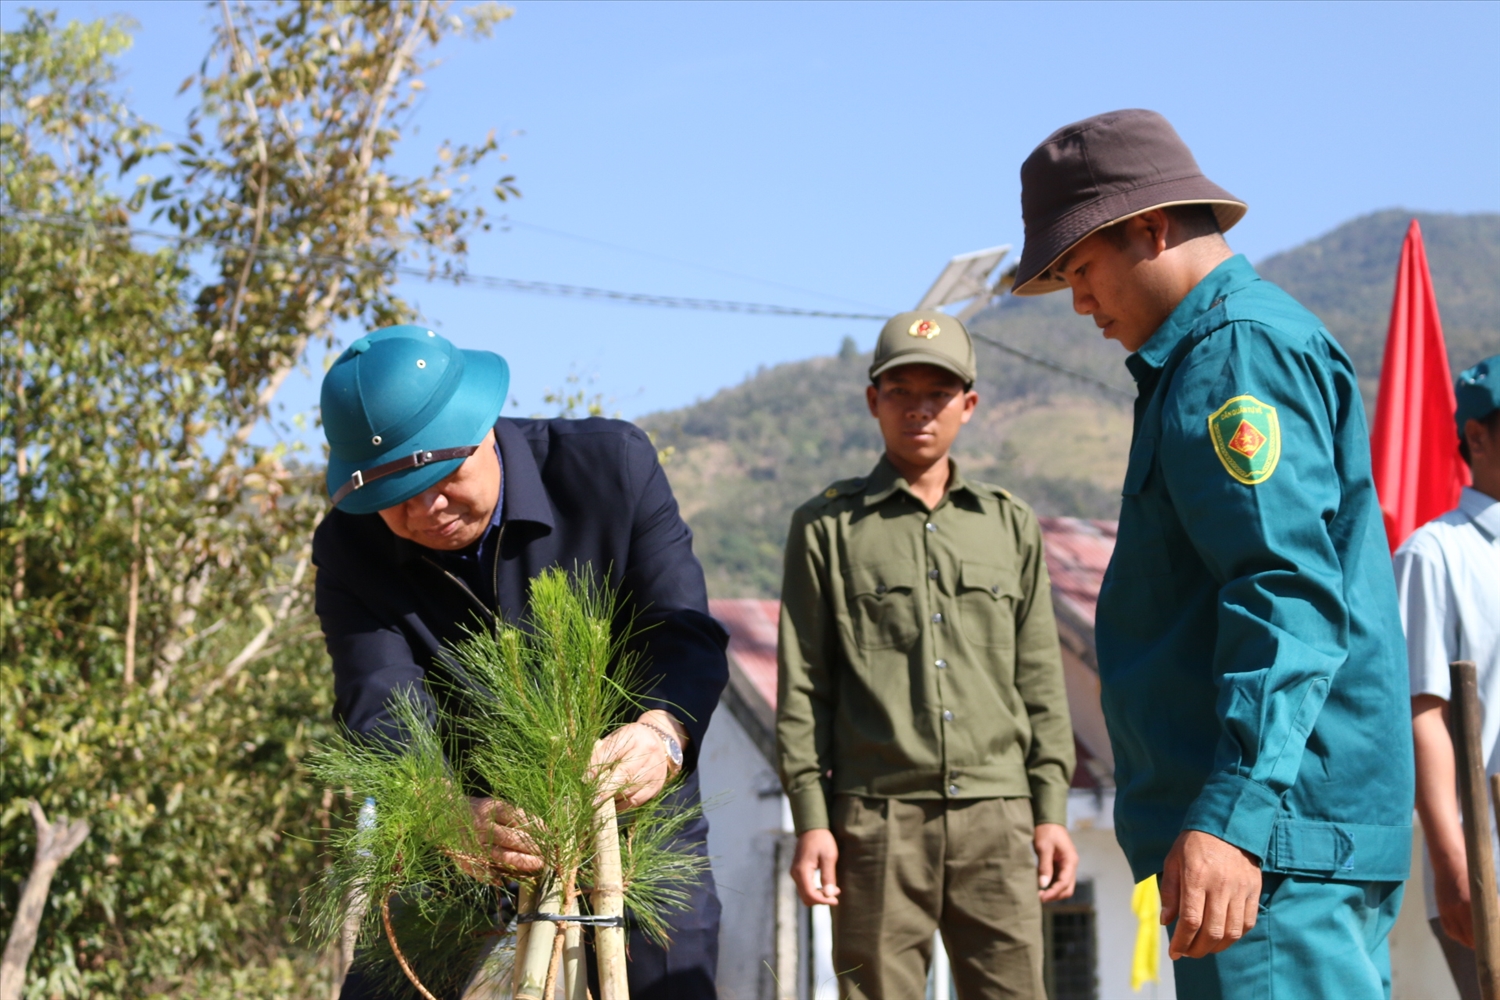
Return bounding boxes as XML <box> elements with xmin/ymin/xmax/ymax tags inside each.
<box><xmin>1</xmin><ymin>4</ymin><xmax>513</xmax><ymax>995</ymax></box>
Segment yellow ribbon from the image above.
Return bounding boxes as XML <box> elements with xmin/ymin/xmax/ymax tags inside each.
<box><xmin>1131</xmin><ymin>876</ymin><xmax>1161</xmax><ymax>991</ymax></box>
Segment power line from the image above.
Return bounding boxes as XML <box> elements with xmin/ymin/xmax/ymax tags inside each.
<box><xmin>504</xmin><ymin>219</ymin><xmax>893</xmax><ymax>312</ymax></box>
<box><xmin>3</xmin><ymin>210</ymin><xmax>889</xmax><ymax>321</ymax></box>
<box><xmin>969</xmin><ymin>330</ymin><xmax>1135</xmax><ymax>400</ymax></box>
<box><xmin>4</xmin><ymin>209</ymin><xmax>1133</xmax><ymax>398</ymax></box>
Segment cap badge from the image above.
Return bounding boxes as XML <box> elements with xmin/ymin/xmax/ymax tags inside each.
<box><xmin>908</xmin><ymin>318</ymin><xmax>941</xmax><ymax>340</ymax></box>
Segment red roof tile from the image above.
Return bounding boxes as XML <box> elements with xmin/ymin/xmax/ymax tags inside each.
<box><xmin>707</xmin><ymin>598</ymin><xmax>780</xmax><ymax>712</ymax></box>
<box><xmin>1038</xmin><ymin>517</ymin><xmax>1116</xmax><ymax>629</ymax></box>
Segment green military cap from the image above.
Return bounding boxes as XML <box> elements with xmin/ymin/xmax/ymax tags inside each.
<box><xmin>869</xmin><ymin>310</ymin><xmax>976</xmax><ymax>387</ymax></box>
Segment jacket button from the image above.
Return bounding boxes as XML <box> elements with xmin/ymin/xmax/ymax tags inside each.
<box><xmin>948</xmin><ymin>784</ymin><xmax>960</xmax><ymax>795</ymax></box>
<box><xmin>935</xmin><ymin>659</ymin><xmax>947</xmax><ymax>670</ymax></box>
<box><xmin>875</xmin><ymin>584</ymin><xmax>887</xmax><ymax>595</ymax></box>
<box><xmin>929</xmin><ymin>569</ymin><xmax>939</xmax><ymax>580</ymax></box>
<box><xmin>925</xmin><ymin>523</ymin><xmax>936</xmax><ymax>532</ymax></box>
<box><xmin>931</xmin><ymin>612</ymin><xmax>943</xmax><ymax>624</ymax></box>
<box><xmin>942</xmin><ymin>710</ymin><xmax>954</xmax><ymax>722</ymax></box>
<box><xmin>991</xmin><ymin>585</ymin><xmax>1000</xmax><ymax>594</ymax></box>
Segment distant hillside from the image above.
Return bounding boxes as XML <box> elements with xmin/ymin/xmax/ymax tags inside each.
<box><xmin>644</xmin><ymin>210</ymin><xmax>1500</xmax><ymax>598</ymax></box>
<box><xmin>1257</xmin><ymin>209</ymin><xmax>1500</xmax><ymax>408</ymax></box>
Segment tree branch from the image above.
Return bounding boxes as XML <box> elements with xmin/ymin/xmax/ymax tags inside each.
<box><xmin>0</xmin><ymin>802</ymin><xmax>90</xmax><ymax>1000</ymax></box>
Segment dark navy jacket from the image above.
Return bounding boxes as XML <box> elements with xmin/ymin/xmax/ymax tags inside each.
<box><xmin>311</xmin><ymin>417</ymin><xmax>729</xmax><ymax>773</ymax></box>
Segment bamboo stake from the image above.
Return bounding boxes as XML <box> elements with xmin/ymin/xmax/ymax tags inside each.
<box><xmin>591</xmin><ymin>798</ymin><xmax>628</xmax><ymax>1000</ymax></box>
<box><xmin>515</xmin><ymin>880</ymin><xmax>563</xmax><ymax>1000</ymax></box>
<box><xmin>511</xmin><ymin>881</ymin><xmax>535</xmax><ymax>1000</ymax></box>
<box><xmin>563</xmin><ymin>884</ymin><xmax>587</xmax><ymax>1000</ymax></box>
<box><xmin>1450</xmin><ymin>660</ymin><xmax>1500</xmax><ymax>1000</ymax></box>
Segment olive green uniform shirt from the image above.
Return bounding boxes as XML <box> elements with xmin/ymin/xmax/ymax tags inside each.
<box><xmin>776</xmin><ymin>456</ymin><xmax>1075</xmax><ymax>834</ymax></box>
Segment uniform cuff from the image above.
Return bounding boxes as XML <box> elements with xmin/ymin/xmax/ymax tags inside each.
<box><xmin>788</xmin><ymin>784</ymin><xmax>830</xmax><ymax>835</ymax></box>
<box><xmin>1181</xmin><ymin>772</ymin><xmax>1281</xmax><ymax>863</ymax></box>
<box><xmin>1030</xmin><ymin>781</ymin><xmax>1070</xmax><ymax>828</ymax></box>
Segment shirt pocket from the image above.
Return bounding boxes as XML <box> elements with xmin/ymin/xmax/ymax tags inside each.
<box><xmin>1105</xmin><ymin>436</ymin><xmax>1174</xmax><ymax>581</ymax></box>
<box><xmin>847</xmin><ymin>561</ymin><xmax>920</xmax><ymax>651</ymax></box>
<box><xmin>956</xmin><ymin>561</ymin><xmax>1019</xmax><ymax>651</ymax></box>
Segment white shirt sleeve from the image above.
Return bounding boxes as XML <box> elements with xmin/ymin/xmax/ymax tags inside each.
<box><xmin>1394</xmin><ymin>529</ymin><xmax>1459</xmax><ymax>700</ymax></box>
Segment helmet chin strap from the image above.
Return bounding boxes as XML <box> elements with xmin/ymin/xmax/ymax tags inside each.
<box><xmin>330</xmin><ymin>444</ymin><xmax>481</xmax><ymax>508</ymax></box>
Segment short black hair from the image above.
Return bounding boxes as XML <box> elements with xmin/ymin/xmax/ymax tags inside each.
<box><xmin>1459</xmin><ymin>408</ymin><xmax>1500</xmax><ymax>466</ymax></box>
<box><xmin>1098</xmin><ymin>203</ymin><xmax>1222</xmax><ymax>250</ymax></box>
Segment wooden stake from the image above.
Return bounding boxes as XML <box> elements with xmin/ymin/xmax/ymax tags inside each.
<box><xmin>563</xmin><ymin>881</ymin><xmax>586</xmax><ymax>1000</ymax></box>
<box><xmin>515</xmin><ymin>880</ymin><xmax>563</xmax><ymax>1000</ymax></box>
<box><xmin>1450</xmin><ymin>660</ymin><xmax>1500</xmax><ymax>1000</ymax></box>
<box><xmin>510</xmin><ymin>882</ymin><xmax>536</xmax><ymax>1000</ymax></box>
<box><xmin>591</xmin><ymin>798</ymin><xmax>628</xmax><ymax>1000</ymax></box>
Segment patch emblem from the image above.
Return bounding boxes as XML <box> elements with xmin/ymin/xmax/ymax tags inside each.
<box><xmin>1209</xmin><ymin>395</ymin><xmax>1281</xmax><ymax>485</ymax></box>
<box><xmin>908</xmin><ymin>318</ymin><xmax>941</xmax><ymax>339</ymax></box>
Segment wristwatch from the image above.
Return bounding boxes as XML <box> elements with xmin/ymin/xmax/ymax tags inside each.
<box><xmin>639</xmin><ymin>720</ymin><xmax>684</xmax><ymax>774</ymax></box>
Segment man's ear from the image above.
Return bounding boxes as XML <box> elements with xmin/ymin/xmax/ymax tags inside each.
<box><xmin>866</xmin><ymin>383</ymin><xmax>880</xmax><ymax>418</ymax></box>
<box><xmin>1134</xmin><ymin>209</ymin><xmax>1171</xmax><ymax>257</ymax></box>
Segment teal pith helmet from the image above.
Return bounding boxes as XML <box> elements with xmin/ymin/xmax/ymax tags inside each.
<box><xmin>1455</xmin><ymin>354</ymin><xmax>1500</xmax><ymax>439</ymax></box>
<box><xmin>320</xmin><ymin>325</ymin><xmax>509</xmax><ymax>515</ymax></box>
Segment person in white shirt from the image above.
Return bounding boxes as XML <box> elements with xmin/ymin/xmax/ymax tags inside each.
<box><xmin>1401</xmin><ymin>354</ymin><xmax>1500</xmax><ymax>1000</ymax></box>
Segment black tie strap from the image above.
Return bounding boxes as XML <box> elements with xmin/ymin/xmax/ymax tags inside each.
<box><xmin>329</xmin><ymin>445</ymin><xmax>481</xmax><ymax>507</ymax></box>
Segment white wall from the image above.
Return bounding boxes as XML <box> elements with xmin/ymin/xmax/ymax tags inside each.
<box><xmin>698</xmin><ymin>705</ymin><xmax>787</xmax><ymax>1000</ymax></box>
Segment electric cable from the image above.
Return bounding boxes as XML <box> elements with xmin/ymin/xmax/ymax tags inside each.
<box><xmin>4</xmin><ymin>209</ymin><xmax>1135</xmax><ymax>398</ymax></box>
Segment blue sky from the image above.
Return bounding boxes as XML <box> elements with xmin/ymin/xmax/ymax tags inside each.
<box><xmin>19</xmin><ymin>0</ymin><xmax>1500</xmax><ymax>441</ymax></box>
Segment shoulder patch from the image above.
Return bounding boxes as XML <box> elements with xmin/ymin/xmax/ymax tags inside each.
<box><xmin>1208</xmin><ymin>394</ymin><xmax>1281</xmax><ymax>485</ymax></box>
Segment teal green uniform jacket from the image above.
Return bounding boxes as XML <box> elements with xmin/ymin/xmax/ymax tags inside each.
<box><xmin>1096</xmin><ymin>255</ymin><xmax>1413</xmax><ymax>884</ymax></box>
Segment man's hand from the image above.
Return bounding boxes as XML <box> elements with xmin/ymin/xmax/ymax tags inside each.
<box><xmin>591</xmin><ymin>710</ymin><xmax>686</xmax><ymax>809</ymax></box>
<box><xmin>1035</xmin><ymin>823</ymin><xmax>1079</xmax><ymax>902</ymax></box>
<box><xmin>1159</xmin><ymin>830</ymin><xmax>1261</xmax><ymax>960</ymax></box>
<box><xmin>1434</xmin><ymin>851</ymin><xmax>1475</xmax><ymax>948</ymax></box>
<box><xmin>468</xmin><ymin>797</ymin><xmax>543</xmax><ymax>874</ymax></box>
<box><xmin>790</xmin><ymin>828</ymin><xmax>841</xmax><ymax>906</ymax></box>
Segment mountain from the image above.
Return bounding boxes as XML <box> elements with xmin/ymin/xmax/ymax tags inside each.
<box><xmin>1256</xmin><ymin>210</ymin><xmax>1500</xmax><ymax>407</ymax></box>
<box><xmin>641</xmin><ymin>210</ymin><xmax>1500</xmax><ymax>598</ymax></box>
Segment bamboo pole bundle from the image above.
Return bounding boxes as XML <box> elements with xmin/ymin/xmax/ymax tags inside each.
<box><xmin>515</xmin><ymin>881</ymin><xmax>564</xmax><ymax>1000</ymax></box>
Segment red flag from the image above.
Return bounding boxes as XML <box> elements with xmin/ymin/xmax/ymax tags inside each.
<box><xmin>1369</xmin><ymin>219</ymin><xmax>1470</xmax><ymax>552</ymax></box>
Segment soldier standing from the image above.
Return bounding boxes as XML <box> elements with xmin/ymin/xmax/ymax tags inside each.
<box><xmin>1012</xmin><ymin>109</ymin><xmax>1413</xmax><ymax>997</ymax></box>
<box><xmin>776</xmin><ymin>312</ymin><xmax>1077</xmax><ymax>1000</ymax></box>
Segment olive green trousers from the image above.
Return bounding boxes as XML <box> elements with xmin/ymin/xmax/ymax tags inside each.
<box><xmin>830</xmin><ymin>795</ymin><xmax>1045</xmax><ymax>1000</ymax></box>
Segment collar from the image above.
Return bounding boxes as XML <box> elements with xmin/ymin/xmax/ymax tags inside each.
<box><xmin>862</xmin><ymin>454</ymin><xmax>978</xmax><ymax>509</ymax></box>
<box><xmin>1460</xmin><ymin>486</ymin><xmax>1500</xmax><ymax>542</ymax></box>
<box><xmin>493</xmin><ymin>418</ymin><xmax>555</xmax><ymax>534</ymax></box>
<box><xmin>1126</xmin><ymin>254</ymin><xmax>1260</xmax><ymax>383</ymax></box>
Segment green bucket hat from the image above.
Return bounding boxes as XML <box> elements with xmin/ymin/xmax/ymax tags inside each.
<box><xmin>320</xmin><ymin>325</ymin><xmax>509</xmax><ymax>515</ymax></box>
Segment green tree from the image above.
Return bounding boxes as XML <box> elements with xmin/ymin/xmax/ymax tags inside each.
<box><xmin>1</xmin><ymin>4</ymin><xmax>514</xmax><ymax>995</ymax></box>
